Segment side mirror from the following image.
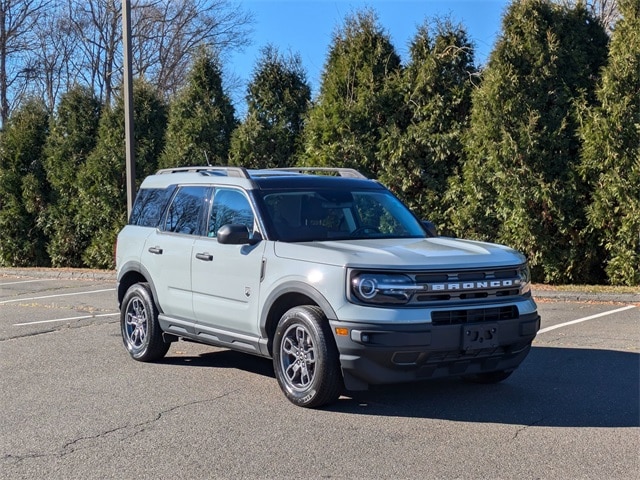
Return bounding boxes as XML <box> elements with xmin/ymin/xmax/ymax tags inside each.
<box><xmin>422</xmin><ymin>220</ymin><xmax>437</xmax><ymax>238</ymax></box>
<box><xmin>217</xmin><ymin>224</ymin><xmax>262</xmax><ymax>245</ymax></box>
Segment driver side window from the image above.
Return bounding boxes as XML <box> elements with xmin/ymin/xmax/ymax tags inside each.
<box><xmin>207</xmin><ymin>188</ymin><xmax>255</xmax><ymax>237</ymax></box>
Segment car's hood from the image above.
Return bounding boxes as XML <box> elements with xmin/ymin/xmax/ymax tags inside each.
<box><xmin>273</xmin><ymin>237</ymin><xmax>526</xmax><ymax>269</ymax></box>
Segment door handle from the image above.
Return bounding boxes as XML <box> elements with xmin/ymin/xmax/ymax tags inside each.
<box><xmin>148</xmin><ymin>246</ymin><xmax>163</xmax><ymax>255</ymax></box>
<box><xmin>195</xmin><ymin>252</ymin><xmax>213</xmax><ymax>261</ymax></box>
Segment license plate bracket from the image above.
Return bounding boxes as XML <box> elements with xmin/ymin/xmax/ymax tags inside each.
<box><xmin>462</xmin><ymin>323</ymin><xmax>499</xmax><ymax>351</ymax></box>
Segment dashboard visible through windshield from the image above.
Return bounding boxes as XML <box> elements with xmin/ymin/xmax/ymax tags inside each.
<box><xmin>261</xmin><ymin>189</ymin><xmax>427</xmax><ymax>242</ymax></box>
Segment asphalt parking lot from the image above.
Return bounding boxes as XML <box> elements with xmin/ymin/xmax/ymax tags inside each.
<box><xmin>1</xmin><ymin>270</ymin><xmax>638</xmax><ymax>479</ymax></box>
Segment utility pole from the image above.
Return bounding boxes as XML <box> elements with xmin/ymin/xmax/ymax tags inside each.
<box><xmin>122</xmin><ymin>0</ymin><xmax>136</xmax><ymax>216</ymax></box>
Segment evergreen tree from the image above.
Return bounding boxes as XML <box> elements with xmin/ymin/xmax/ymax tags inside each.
<box><xmin>449</xmin><ymin>0</ymin><xmax>608</xmax><ymax>283</ymax></box>
<box><xmin>378</xmin><ymin>19</ymin><xmax>476</xmax><ymax>232</ymax></box>
<box><xmin>302</xmin><ymin>9</ymin><xmax>402</xmax><ymax>178</ymax></box>
<box><xmin>579</xmin><ymin>0</ymin><xmax>639</xmax><ymax>285</ymax></box>
<box><xmin>0</xmin><ymin>98</ymin><xmax>50</xmax><ymax>266</ymax></box>
<box><xmin>159</xmin><ymin>48</ymin><xmax>236</xmax><ymax>168</ymax></box>
<box><xmin>77</xmin><ymin>80</ymin><xmax>167</xmax><ymax>268</ymax></box>
<box><xmin>43</xmin><ymin>86</ymin><xmax>101</xmax><ymax>267</ymax></box>
<box><xmin>229</xmin><ymin>45</ymin><xmax>311</xmax><ymax>168</ymax></box>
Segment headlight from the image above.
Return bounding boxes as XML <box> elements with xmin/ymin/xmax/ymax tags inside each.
<box><xmin>519</xmin><ymin>264</ymin><xmax>531</xmax><ymax>296</ymax></box>
<box><xmin>350</xmin><ymin>272</ymin><xmax>421</xmax><ymax>305</ymax></box>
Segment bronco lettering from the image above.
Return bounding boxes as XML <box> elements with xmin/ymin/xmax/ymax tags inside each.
<box><xmin>429</xmin><ymin>279</ymin><xmax>518</xmax><ymax>291</ymax></box>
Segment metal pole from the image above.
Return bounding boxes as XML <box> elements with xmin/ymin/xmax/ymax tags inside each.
<box><xmin>122</xmin><ymin>0</ymin><xmax>136</xmax><ymax>216</ymax></box>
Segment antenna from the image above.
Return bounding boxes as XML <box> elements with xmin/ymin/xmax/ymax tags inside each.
<box><xmin>203</xmin><ymin>150</ymin><xmax>211</xmax><ymax>166</ymax></box>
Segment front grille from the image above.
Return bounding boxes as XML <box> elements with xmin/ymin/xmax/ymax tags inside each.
<box><xmin>431</xmin><ymin>306</ymin><xmax>519</xmax><ymax>325</ymax></box>
<box><xmin>414</xmin><ymin>268</ymin><xmax>519</xmax><ymax>284</ymax></box>
<box><xmin>408</xmin><ymin>267</ymin><xmax>524</xmax><ymax>305</ymax></box>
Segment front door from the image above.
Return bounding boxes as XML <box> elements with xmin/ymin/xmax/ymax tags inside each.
<box><xmin>191</xmin><ymin>187</ymin><xmax>265</xmax><ymax>338</ymax></box>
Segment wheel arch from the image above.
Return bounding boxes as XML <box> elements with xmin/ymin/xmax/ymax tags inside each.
<box><xmin>260</xmin><ymin>281</ymin><xmax>337</xmax><ymax>357</ymax></box>
<box><xmin>117</xmin><ymin>262</ymin><xmax>162</xmax><ymax>313</ymax></box>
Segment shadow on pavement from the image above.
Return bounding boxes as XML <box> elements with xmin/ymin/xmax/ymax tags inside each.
<box><xmin>160</xmin><ymin>345</ymin><xmax>639</xmax><ymax>428</ymax></box>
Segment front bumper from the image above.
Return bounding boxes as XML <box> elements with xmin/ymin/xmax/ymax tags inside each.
<box><xmin>330</xmin><ymin>311</ymin><xmax>540</xmax><ymax>390</ymax></box>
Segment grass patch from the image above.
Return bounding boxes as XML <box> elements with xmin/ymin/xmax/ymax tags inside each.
<box><xmin>533</xmin><ymin>283</ymin><xmax>639</xmax><ymax>295</ymax></box>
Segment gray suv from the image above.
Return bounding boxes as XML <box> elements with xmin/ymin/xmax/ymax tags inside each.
<box><xmin>116</xmin><ymin>166</ymin><xmax>540</xmax><ymax>408</ymax></box>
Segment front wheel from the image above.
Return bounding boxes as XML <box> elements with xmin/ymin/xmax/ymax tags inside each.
<box><xmin>120</xmin><ymin>283</ymin><xmax>169</xmax><ymax>362</ymax></box>
<box><xmin>272</xmin><ymin>306</ymin><xmax>343</xmax><ymax>408</ymax></box>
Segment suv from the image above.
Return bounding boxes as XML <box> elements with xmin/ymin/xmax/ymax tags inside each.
<box><xmin>116</xmin><ymin>166</ymin><xmax>540</xmax><ymax>408</ymax></box>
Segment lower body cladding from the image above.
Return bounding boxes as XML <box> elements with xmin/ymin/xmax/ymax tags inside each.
<box><xmin>330</xmin><ymin>312</ymin><xmax>540</xmax><ymax>391</ymax></box>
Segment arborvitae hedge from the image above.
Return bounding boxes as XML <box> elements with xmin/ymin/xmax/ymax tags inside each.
<box><xmin>448</xmin><ymin>0</ymin><xmax>609</xmax><ymax>284</ymax></box>
<box><xmin>76</xmin><ymin>80</ymin><xmax>167</xmax><ymax>268</ymax></box>
<box><xmin>0</xmin><ymin>3</ymin><xmax>636</xmax><ymax>286</ymax></box>
<box><xmin>159</xmin><ymin>48</ymin><xmax>236</xmax><ymax>169</ymax></box>
<box><xmin>302</xmin><ymin>9</ymin><xmax>401</xmax><ymax>178</ymax></box>
<box><xmin>378</xmin><ymin>19</ymin><xmax>476</xmax><ymax>233</ymax></box>
<box><xmin>43</xmin><ymin>86</ymin><xmax>102</xmax><ymax>267</ymax></box>
<box><xmin>229</xmin><ymin>45</ymin><xmax>311</xmax><ymax>169</ymax></box>
<box><xmin>0</xmin><ymin>99</ymin><xmax>50</xmax><ymax>267</ymax></box>
<box><xmin>579</xmin><ymin>0</ymin><xmax>640</xmax><ymax>286</ymax></box>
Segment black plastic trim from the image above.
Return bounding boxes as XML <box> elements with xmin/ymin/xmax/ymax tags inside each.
<box><xmin>259</xmin><ymin>281</ymin><xmax>338</xmax><ymax>336</ymax></box>
<box><xmin>157</xmin><ymin>314</ymin><xmax>266</xmax><ymax>356</ymax></box>
<box><xmin>116</xmin><ymin>261</ymin><xmax>162</xmax><ymax>313</ymax></box>
<box><xmin>330</xmin><ymin>312</ymin><xmax>540</xmax><ymax>390</ymax></box>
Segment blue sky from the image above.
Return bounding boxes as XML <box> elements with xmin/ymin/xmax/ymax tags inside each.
<box><xmin>230</xmin><ymin>0</ymin><xmax>511</xmax><ymax>103</ymax></box>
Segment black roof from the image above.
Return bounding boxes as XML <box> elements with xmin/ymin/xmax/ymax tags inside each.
<box><xmin>249</xmin><ymin>172</ymin><xmax>385</xmax><ymax>191</ymax></box>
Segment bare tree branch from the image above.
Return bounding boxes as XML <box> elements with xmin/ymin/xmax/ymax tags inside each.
<box><xmin>555</xmin><ymin>0</ymin><xmax>621</xmax><ymax>33</ymax></box>
<box><xmin>132</xmin><ymin>0</ymin><xmax>253</xmax><ymax>99</ymax></box>
<box><xmin>0</xmin><ymin>0</ymin><xmax>52</xmax><ymax>126</ymax></box>
<box><xmin>2</xmin><ymin>0</ymin><xmax>253</xmax><ymax>114</ymax></box>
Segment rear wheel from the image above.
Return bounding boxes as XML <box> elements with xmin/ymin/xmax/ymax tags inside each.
<box><xmin>121</xmin><ymin>283</ymin><xmax>169</xmax><ymax>362</ymax></box>
<box><xmin>273</xmin><ymin>306</ymin><xmax>343</xmax><ymax>408</ymax></box>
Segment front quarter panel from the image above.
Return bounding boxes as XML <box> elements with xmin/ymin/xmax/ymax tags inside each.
<box><xmin>259</xmin><ymin>244</ymin><xmax>346</xmax><ymax>327</ymax></box>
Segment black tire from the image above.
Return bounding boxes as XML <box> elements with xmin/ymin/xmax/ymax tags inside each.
<box><xmin>272</xmin><ymin>306</ymin><xmax>343</xmax><ymax>408</ymax></box>
<box><xmin>120</xmin><ymin>282</ymin><xmax>170</xmax><ymax>362</ymax></box>
<box><xmin>463</xmin><ymin>369</ymin><xmax>514</xmax><ymax>384</ymax></box>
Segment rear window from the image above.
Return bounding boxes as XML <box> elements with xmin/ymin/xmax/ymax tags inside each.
<box><xmin>129</xmin><ymin>186</ymin><xmax>175</xmax><ymax>227</ymax></box>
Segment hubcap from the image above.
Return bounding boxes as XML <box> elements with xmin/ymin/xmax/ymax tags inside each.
<box><xmin>280</xmin><ymin>325</ymin><xmax>316</xmax><ymax>391</ymax></box>
<box><xmin>125</xmin><ymin>297</ymin><xmax>147</xmax><ymax>350</ymax></box>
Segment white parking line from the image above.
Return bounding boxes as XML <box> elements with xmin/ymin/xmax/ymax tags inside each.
<box><xmin>0</xmin><ymin>278</ymin><xmax>59</xmax><ymax>286</ymax></box>
<box><xmin>538</xmin><ymin>305</ymin><xmax>637</xmax><ymax>334</ymax></box>
<box><xmin>0</xmin><ymin>288</ymin><xmax>114</xmax><ymax>305</ymax></box>
<box><xmin>13</xmin><ymin>312</ymin><xmax>119</xmax><ymax>326</ymax></box>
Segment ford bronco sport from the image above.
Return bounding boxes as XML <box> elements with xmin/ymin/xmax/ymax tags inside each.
<box><xmin>116</xmin><ymin>166</ymin><xmax>540</xmax><ymax>408</ymax></box>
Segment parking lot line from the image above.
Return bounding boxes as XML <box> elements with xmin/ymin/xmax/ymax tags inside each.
<box><xmin>538</xmin><ymin>305</ymin><xmax>637</xmax><ymax>334</ymax></box>
<box><xmin>0</xmin><ymin>288</ymin><xmax>113</xmax><ymax>305</ymax></box>
<box><xmin>13</xmin><ymin>312</ymin><xmax>120</xmax><ymax>326</ymax></box>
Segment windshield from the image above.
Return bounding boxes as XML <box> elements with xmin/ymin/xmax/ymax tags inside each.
<box><xmin>261</xmin><ymin>188</ymin><xmax>427</xmax><ymax>242</ymax></box>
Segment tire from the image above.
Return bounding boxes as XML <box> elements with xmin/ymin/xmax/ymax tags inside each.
<box><xmin>120</xmin><ymin>282</ymin><xmax>170</xmax><ymax>362</ymax></box>
<box><xmin>272</xmin><ymin>306</ymin><xmax>343</xmax><ymax>408</ymax></box>
<box><xmin>463</xmin><ymin>369</ymin><xmax>514</xmax><ymax>384</ymax></box>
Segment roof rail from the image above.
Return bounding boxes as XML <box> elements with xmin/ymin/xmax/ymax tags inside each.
<box><xmin>270</xmin><ymin>167</ymin><xmax>367</xmax><ymax>179</ymax></box>
<box><xmin>155</xmin><ymin>166</ymin><xmax>250</xmax><ymax>178</ymax></box>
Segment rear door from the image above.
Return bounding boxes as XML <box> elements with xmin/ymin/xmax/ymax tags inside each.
<box><xmin>141</xmin><ymin>185</ymin><xmax>210</xmax><ymax>326</ymax></box>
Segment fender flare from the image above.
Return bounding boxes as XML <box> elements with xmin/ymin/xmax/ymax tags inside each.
<box><xmin>259</xmin><ymin>280</ymin><xmax>338</xmax><ymax>338</ymax></box>
<box><xmin>117</xmin><ymin>261</ymin><xmax>163</xmax><ymax>313</ymax></box>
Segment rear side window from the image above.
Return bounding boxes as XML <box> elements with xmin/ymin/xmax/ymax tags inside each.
<box><xmin>162</xmin><ymin>185</ymin><xmax>209</xmax><ymax>235</ymax></box>
<box><xmin>129</xmin><ymin>187</ymin><xmax>175</xmax><ymax>227</ymax></box>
